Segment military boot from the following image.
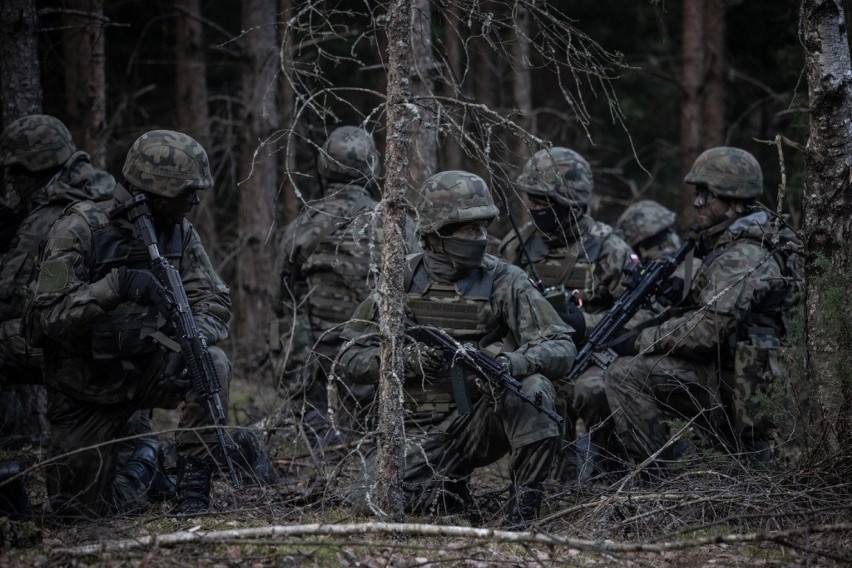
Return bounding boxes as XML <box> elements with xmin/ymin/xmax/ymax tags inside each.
<box><xmin>506</xmin><ymin>485</ymin><xmax>544</xmax><ymax>530</ymax></box>
<box><xmin>173</xmin><ymin>456</ymin><xmax>214</xmax><ymax>516</ymax></box>
<box><xmin>232</xmin><ymin>430</ymin><xmax>277</xmax><ymax>486</ymax></box>
<box><xmin>114</xmin><ymin>437</ymin><xmax>159</xmax><ymax>512</ymax></box>
<box><xmin>0</xmin><ymin>460</ymin><xmax>32</xmax><ymax>520</ymax></box>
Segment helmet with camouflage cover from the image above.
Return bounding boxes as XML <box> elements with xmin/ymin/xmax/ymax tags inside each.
<box><xmin>317</xmin><ymin>126</ymin><xmax>381</xmax><ymax>183</ymax></box>
<box><xmin>122</xmin><ymin>130</ymin><xmax>213</xmax><ymax>197</ymax></box>
<box><xmin>0</xmin><ymin>114</ymin><xmax>76</xmax><ymax>172</ymax></box>
<box><xmin>684</xmin><ymin>146</ymin><xmax>763</xmax><ymax>199</ymax></box>
<box><xmin>515</xmin><ymin>147</ymin><xmax>593</xmax><ymax>208</ymax></box>
<box><xmin>416</xmin><ymin>170</ymin><xmax>499</xmax><ymax>234</ymax></box>
<box><xmin>616</xmin><ymin>200</ymin><xmax>677</xmax><ymax>248</ymax></box>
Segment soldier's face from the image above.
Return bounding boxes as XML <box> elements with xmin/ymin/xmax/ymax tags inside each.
<box><xmin>150</xmin><ymin>189</ymin><xmax>201</xmax><ymax>226</ymax></box>
<box><xmin>692</xmin><ymin>185</ymin><xmax>728</xmax><ymax>229</ymax></box>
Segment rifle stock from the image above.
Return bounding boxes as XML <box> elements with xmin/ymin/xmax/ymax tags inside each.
<box><xmin>404</xmin><ymin>317</ymin><xmax>564</xmax><ymax>425</ymax></box>
<box><xmin>110</xmin><ymin>194</ymin><xmax>241</xmax><ymax>488</ymax></box>
<box><xmin>565</xmin><ymin>235</ymin><xmax>696</xmax><ymax>383</ymax></box>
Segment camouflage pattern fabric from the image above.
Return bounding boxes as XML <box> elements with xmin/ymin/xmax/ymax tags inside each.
<box><xmin>685</xmin><ymin>147</ymin><xmax>764</xmax><ymax>199</ymax></box>
<box><xmin>416</xmin><ymin>170</ymin><xmax>499</xmax><ymax>235</ymax></box>
<box><xmin>515</xmin><ymin>147</ymin><xmax>593</xmax><ymax>208</ymax></box>
<box><xmin>26</xmin><ymin>183</ymin><xmax>231</xmax><ymax>517</ymax></box>
<box><xmin>0</xmin><ymin>151</ymin><xmax>115</xmax><ymax>385</ymax></box>
<box><xmin>615</xmin><ymin>199</ymin><xmax>681</xmax><ymax>260</ymax></box>
<box><xmin>122</xmin><ymin>130</ymin><xmax>213</xmax><ymax>197</ymax></box>
<box><xmin>605</xmin><ymin>211</ymin><xmax>794</xmax><ymax>460</ymax></box>
<box><xmin>317</xmin><ymin>126</ymin><xmax>381</xmax><ymax>183</ymax></box>
<box><xmin>0</xmin><ymin>115</ymin><xmax>75</xmax><ymax>172</ymax></box>
<box><xmin>338</xmin><ymin>252</ymin><xmax>575</xmax><ymax>513</ymax></box>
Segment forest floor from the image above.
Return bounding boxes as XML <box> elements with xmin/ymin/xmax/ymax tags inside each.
<box><xmin>2</xmin><ymin>373</ymin><xmax>851</xmax><ymax>567</ymax></box>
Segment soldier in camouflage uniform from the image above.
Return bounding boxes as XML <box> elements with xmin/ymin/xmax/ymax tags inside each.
<box><xmin>274</xmin><ymin>125</ymin><xmax>418</xmax><ymax>443</ymax></box>
<box><xmin>339</xmin><ymin>170</ymin><xmax>575</xmax><ymax>526</ymax></box>
<box><xmin>616</xmin><ymin>200</ymin><xmax>681</xmax><ymax>262</ymax></box>
<box><xmin>604</xmin><ymin>147</ymin><xmax>795</xmax><ymax>465</ymax></box>
<box><xmin>25</xmin><ymin>130</ymin><xmax>233</xmax><ymax>518</ymax></box>
<box><xmin>499</xmin><ymin>147</ymin><xmax>636</xmax><ymax>481</ymax></box>
<box><xmin>0</xmin><ymin>115</ymin><xmax>115</xmax><ymax>387</ymax></box>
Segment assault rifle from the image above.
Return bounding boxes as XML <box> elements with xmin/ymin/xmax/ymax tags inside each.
<box><xmin>404</xmin><ymin>317</ymin><xmax>564</xmax><ymax>425</ymax></box>
<box><xmin>110</xmin><ymin>194</ymin><xmax>241</xmax><ymax>487</ymax></box>
<box><xmin>564</xmin><ymin>234</ymin><xmax>696</xmax><ymax>383</ymax></box>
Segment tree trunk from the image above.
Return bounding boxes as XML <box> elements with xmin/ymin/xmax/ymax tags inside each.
<box><xmin>509</xmin><ymin>3</ymin><xmax>533</xmax><ymax>223</ymax></box>
<box><xmin>703</xmin><ymin>0</ymin><xmax>726</xmax><ymax>147</ymax></box>
<box><xmin>408</xmin><ymin>0</ymin><xmax>438</xmax><ymax>191</ymax></box>
<box><xmin>443</xmin><ymin>3</ymin><xmax>464</xmax><ymax>172</ymax></box>
<box><xmin>278</xmin><ymin>0</ymin><xmax>298</xmax><ymax>225</ymax></box>
<box><xmin>236</xmin><ymin>0</ymin><xmax>278</xmax><ymax>357</ymax></box>
<box><xmin>375</xmin><ymin>0</ymin><xmax>416</xmax><ymax>521</ymax></box>
<box><xmin>174</xmin><ymin>0</ymin><xmax>217</xmax><ymax>251</ymax></box>
<box><xmin>679</xmin><ymin>0</ymin><xmax>705</xmax><ymax>226</ymax></box>
<box><xmin>62</xmin><ymin>0</ymin><xmax>107</xmax><ymax>168</ymax></box>
<box><xmin>0</xmin><ymin>0</ymin><xmax>49</xmax><ymax>444</ymax></box>
<box><xmin>801</xmin><ymin>0</ymin><xmax>852</xmax><ymax>452</ymax></box>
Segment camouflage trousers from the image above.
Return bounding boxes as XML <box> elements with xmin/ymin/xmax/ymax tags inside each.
<box><xmin>0</xmin><ymin>319</ymin><xmax>42</xmax><ymax>385</ymax></box>
<box><xmin>604</xmin><ymin>354</ymin><xmax>725</xmax><ymax>461</ymax></box>
<box><xmin>45</xmin><ymin>345</ymin><xmax>231</xmax><ymax>518</ymax></box>
<box><xmin>347</xmin><ymin>373</ymin><xmax>559</xmax><ymax>515</ymax></box>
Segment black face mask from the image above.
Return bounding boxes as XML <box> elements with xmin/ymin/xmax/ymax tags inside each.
<box><xmin>531</xmin><ymin>207</ymin><xmax>561</xmax><ymax>233</ymax></box>
<box><xmin>439</xmin><ymin>236</ymin><xmax>488</xmax><ymax>271</ymax></box>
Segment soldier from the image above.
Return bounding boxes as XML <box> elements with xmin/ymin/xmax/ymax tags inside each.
<box><xmin>25</xmin><ymin>130</ymin><xmax>233</xmax><ymax>518</ymax></box>
<box><xmin>604</xmin><ymin>147</ymin><xmax>796</xmax><ymax>466</ymax></box>
<box><xmin>499</xmin><ymin>147</ymin><xmax>636</xmax><ymax>481</ymax></box>
<box><xmin>0</xmin><ymin>115</ymin><xmax>115</xmax><ymax>387</ymax></box>
<box><xmin>274</xmin><ymin>125</ymin><xmax>417</xmax><ymax>444</ymax></box>
<box><xmin>616</xmin><ymin>199</ymin><xmax>681</xmax><ymax>262</ymax></box>
<box><xmin>339</xmin><ymin>170</ymin><xmax>575</xmax><ymax>526</ymax></box>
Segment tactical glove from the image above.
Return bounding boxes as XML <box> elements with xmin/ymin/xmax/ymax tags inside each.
<box><xmin>402</xmin><ymin>342</ymin><xmax>448</xmax><ymax>377</ymax></box>
<box><xmin>114</xmin><ymin>267</ymin><xmax>171</xmax><ymax>314</ymax></box>
<box><xmin>559</xmin><ymin>302</ymin><xmax>587</xmax><ymax>344</ymax></box>
<box><xmin>608</xmin><ymin>330</ymin><xmax>639</xmax><ymax>357</ymax></box>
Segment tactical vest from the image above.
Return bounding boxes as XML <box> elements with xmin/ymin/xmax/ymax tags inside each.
<box><xmin>303</xmin><ymin>189</ymin><xmax>376</xmax><ymax>332</ymax></box>
<box><xmin>522</xmin><ymin>231</ymin><xmax>602</xmax><ymax>295</ymax></box>
<box><xmin>72</xmin><ymin>201</ymin><xmax>184</xmax><ymax>360</ymax></box>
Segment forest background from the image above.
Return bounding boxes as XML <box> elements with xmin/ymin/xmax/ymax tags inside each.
<box><xmin>2</xmin><ymin>0</ymin><xmax>852</xmax><ymax>564</ymax></box>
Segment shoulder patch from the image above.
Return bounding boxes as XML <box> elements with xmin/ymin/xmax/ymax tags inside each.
<box><xmin>37</xmin><ymin>260</ymin><xmax>70</xmax><ymax>293</ymax></box>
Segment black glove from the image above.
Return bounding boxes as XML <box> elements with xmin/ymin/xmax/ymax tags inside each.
<box><xmin>402</xmin><ymin>342</ymin><xmax>448</xmax><ymax>377</ymax></box>
<box><xmin>114</xmin><ymin>267</ymin><xmax>170</xmax><ymax>313</ymax></box>
<box><xmin>608</xmin><ymin>330</ymin><xmax>639</xmax><ymax>357</ymax></box>
<box><xmin>559</xmin><ymin>302</ymin><xmax>586</xmax><ymax>344</ymax></box>
<box><xmin>659</xmin><ymin>276</ymin><xmax>685</xmax><ymax>307</ymax></box>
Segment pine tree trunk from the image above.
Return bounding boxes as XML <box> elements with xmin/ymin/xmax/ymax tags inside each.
<box><xmin>801</xmin><ymin>0</ymin><xmax>852</xmax><ymax>451</ymax></box>
<box><xmin>679</xmin><ymin>0</ymin><xmax>705</xmax><ymax>226</ymax></box>
<box><xmin>702</xmin><ymin>0</ymin><xmax>726</xmax><ymax>147</ymax></box>
<box><xmin>174</xmin><ymin>0</ymin><xmax>217</xmax><ymax>251</ymax></box>
<box><xmin>236</xmin><ymin>0</ymin><xmax>278</xmax><ymax>358</ymax></box>
<box><xmin>62</xmin><ymin>0</ymin><xmax>107</xmax><ymax>168</ymax></box>
<box><xmin>408</xmin><ymin>0</ymin><xmax>438</xmax><ymax>190</ymax></box>
<box><xmin>443</xmin><ymin>3</ymin><xmax>464</xmax><ymax>172</ymax></box>
<box><xmin>375</xmin><ymin>0</ymin><xmax>415</xmax><ymax>521</ymax></box>
<box><xmin>0</xmin><ymin>0</ymin><xmax>49</xmax><ymax>444</ymax></box>
<box><xmin>278</xmin><ymin>0</ymin><xmax>298</xmax><ymax>225</ymax></box>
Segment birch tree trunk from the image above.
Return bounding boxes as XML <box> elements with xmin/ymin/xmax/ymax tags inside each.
<box><xmin>679</xmin><ymin>0</ymin><xmax>705</xmax><ymax>225</ymax></box>
<box><xmin>236</xmin><ymin>0</ymin><xmax>279</xmax><ymax>353</ymax></box>
<box><xmin>174</xmin><ymin>0</ymin><xmax>217</xmax><ymax>250</ymax></box>
<box><xmin>62</xmin><ymin>0</ymin><xmax>106</xmax><ymax>168</ymax></box>
<box><xmin>801</xmin><ymin>0</ymin><xmax>852</xmax><ymax>451</ymax></box>
<box><xmin>375</xmin><ymin>0</ymin><xmax>416</xmax><ymax>521</ymax></box>
<box><xmin>0</xmin><ymin>0</ymin><xmax>49</xmax><ymax>444</ymax></box>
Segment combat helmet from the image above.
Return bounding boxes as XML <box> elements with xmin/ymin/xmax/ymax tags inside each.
<box><xmin>0</xmin><ymin>115</ymin><xmax>76</xmax><ymax>172</ymax></box>
<box><xmin>417</xmin><ymin>170</ymin><xmax>499</xmax><ymax>234</ymax></box>
<box><xmin>122</xmin><ymin>130</ymin><xmax>213</xmax><ymax>198</ymax></box>
<box><xmin>515</xmin><ymin>147</ymin><xmax>593</xmax><ymax>208</ymax></box>
<box><xmin>684</xmin><ymin>147</ymin><xmax>763</xmax><ymax>199</ymax></box>
<box><xmin>317</xmin><ymin>126</ymin><xmax>381</xmax><ymax>183</ymax></box>
<box><xmin>616</xmin><ymin>200</ymin><xmax>677</xmax><ymax>248</ymax></box>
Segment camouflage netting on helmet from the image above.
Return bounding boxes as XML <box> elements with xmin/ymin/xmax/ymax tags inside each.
<box><xmin>616</xmin><ymin>200</ymin><xmax>677</xmax><ymax>248</ymax></box>
<box><xmin>122</xmin><ymin>130</ymin><xmax>213</xmax><ymax>198</ymax></box>
<box><xmin>684</xmin><ymin>146</ymin><xmax>764</xmax><ymax>199</ymax></box>
<box><xmin>317</xmin><ymin>126</ymin><xmax>381</xmax><ymax>183</ymax></box>
<box><xmin>416</xmin><ymin>170</ymin><xmax>499</xmax><ymax>234</ymax></box>
<box><xmin>0</xmin><ymin>115</ymin><xmax>75</xmax><ymax>172</ymax></box>
<box><xmin>515</xmin><ymin>147</ymin><xmax>593</xmax><ymax>208</ymax></box>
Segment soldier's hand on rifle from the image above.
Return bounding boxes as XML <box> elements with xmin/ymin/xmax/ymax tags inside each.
<box><xmin>112</xmin><ymin>267</ymin><xmax>171</xmax><ymax>314</ymax></box>
<box><xmin>402</xmin><ymin>341</ymin><xmax>447</xmax><ymax>377</ymax></box>
<box><xmin>559</xmin><ymin>302</ymin><xmax>586</xmax><ymax>344</ymax></box>
<box><xmin>608</xmin><ymin>330</ymin><xmax>639</xmax><ymax>357</ymax></box>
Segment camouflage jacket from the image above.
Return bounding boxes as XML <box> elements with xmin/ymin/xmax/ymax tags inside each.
<box><xmin>636</xmin><ymin>211</ymin><xmax>787</xmax><ymax>359</ymax></box>
<box><xmin>277</xmin><ymin>182</ymin><xmax>419</xmax><ymax>342</ymax></box>
<box><xmin>498</xmin><ymin>213</ymin><xmax>635</xmax><ymax>327</ymax></box>
<box><xmin>25</xmin><ymin>184</ymin><xmax>230</xmax><ymax>403</ymax></box>
<box><xmin>0</xmin><ymin>151</ymin><xmax>114</xmax><ymax>321</ymax></box>
<box><xmin>338</xmin><ymin>253</ymin><xmax>576</xmax><ymax>395</ymax></box>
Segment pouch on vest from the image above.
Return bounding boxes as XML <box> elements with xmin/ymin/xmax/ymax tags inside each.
<box><xmin>90</xmin><ymin>303</ymin><xmax>160</xmax><ymax>360</ymax></box>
